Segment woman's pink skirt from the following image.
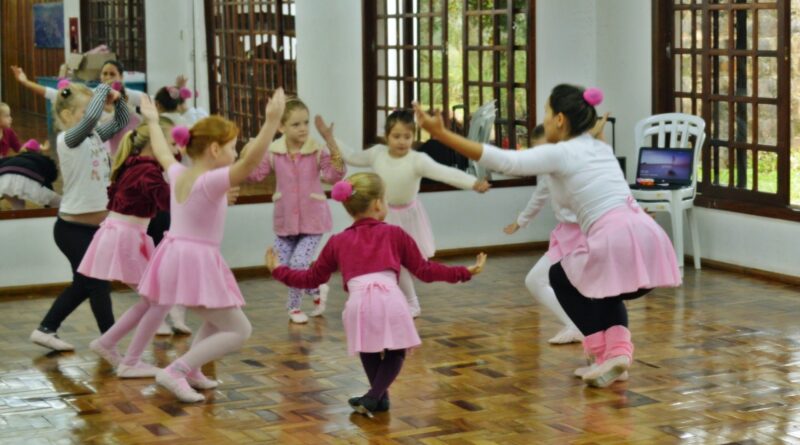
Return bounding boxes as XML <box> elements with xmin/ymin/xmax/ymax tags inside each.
<box><xmin>77</xmin><ymin>213</ymin><xmax>154</xmax><ymax>286</ymax></box>
<box><xmin>545</xmin><ymin>222</ymin><xmax>585</xmax><ymax>263</ymax></box>
<box><xmin>138</xmin><ymin>233</ymin><xmax>245</xmax><ymax>308</ymax></box>
<box><xmin>343</xmin><ymin>271</ymin><xmax>421</xmax><ymax>356</ymax></box>
<box><xmin>561</xmin><ymin>198</ymin><xmax>681</xmax><ymax>298</ymax></box>
<box><xmin>385</xmin><ymin>200</ymin><xmax>435</xmax><ymax>258</ymax></box>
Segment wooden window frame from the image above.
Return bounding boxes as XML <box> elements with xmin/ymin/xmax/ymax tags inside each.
<box><xmin>80</xmin><ymin>0</ymin><xmax>146</xmax><ymax>72</ymax></box>
<box><xmin>653</xmin><ymin>0</ymin><xmax>800</xmax><ymax>222</ymax></box>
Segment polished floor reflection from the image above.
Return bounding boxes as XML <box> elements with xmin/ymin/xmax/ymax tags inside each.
<box><xmin>1</xmin><ymin>251</ymin><xmax>799</xmax><ymax>444</ymax></box>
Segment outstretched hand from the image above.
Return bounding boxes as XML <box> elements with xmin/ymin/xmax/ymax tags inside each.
<box><xmin>473</xmin><ymin>179</ymin><xmax>491</xmax><ymax>193</ymax></box>
<box><xmin>314</xmin><ymin>115</ymin><xmax>335</xmax><ymax>141</ymax></box>
<box><xmin>265</xmin><ymin>88</ymin><xmax>286</xmax><ymax>124</ymax></box>
<box><xmin>590</xmin><ymin>112</ymin><xmax>610</xmax><ymax>140</ymax></box>
<box><xmin>503</xmin><ymin>222</ymin><xmax>520</xmax><ymax>235</ymax></box>
<box><xmin>265</xmin><ymin>247</ymin><xmax>282</xmax><ymax>272</ymax></box>
<box><xmin>412</xmin><ymin>102</ymin><xmax>446</xmax><ymax>138</ymax></box>
<box><xmin>227</xmin><ymin>186</ymin><xmax>240</xmax><ymax>206</ymax></box>
<box><xmin>139</xmin><ymin>95</ymin><xmax>159</xmax><ymax>122</ymax></box>
<box><xmin>175</xmin><ymin>74</ymin><xmax>189</xmax><ymax>88</ymax></box>
<box><xmin>10</xmin><ymin>66</ymin><xmax>27</xmax><ymax>83</ymax></box>
<box><xmin>467</xmin><ymin>252</ymin><xmax>488</xmax><ymax>275</ymax></box>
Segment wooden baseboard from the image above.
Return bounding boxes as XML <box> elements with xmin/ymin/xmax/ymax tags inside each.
<box><xmin>685</xmin><ymin>255</ymin><xmax>800</xmax><ymax>286</ymax></box>
<box><xmin>431</xmin><ymin>241</ymin><xmax>548</xmax><ymax>259</ymax></box>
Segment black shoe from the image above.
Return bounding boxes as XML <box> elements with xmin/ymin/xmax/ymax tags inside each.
<box><xmin>348</xmin><ymin>396</ymin><xmax>380</xmax><ymax>415</ymax></box>
<box><xmin>375</xmin><ymin>396</ymin><xmax>390</xmax><ymax>412</ymax></box>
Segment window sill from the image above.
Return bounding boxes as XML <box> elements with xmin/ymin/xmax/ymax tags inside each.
<box><xmin>694</xmin><ymin>195</ymin><xmax>800</xmax><ymax>223</ymax></box>
<box><xmin>0</xmin><ymin>177</ymin><xmax>536</xmax><ymax>220</ymax></box>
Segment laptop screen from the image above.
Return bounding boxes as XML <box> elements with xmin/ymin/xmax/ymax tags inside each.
<box><xmin>636</xmin><ymin>148</ymin><xmax>694</xmax><ymax>184</ymax></box>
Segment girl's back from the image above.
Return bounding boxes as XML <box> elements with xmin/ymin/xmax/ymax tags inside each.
<box><xmin>167</xmin><ymin>163</ymin><xmax>230</xmax><ymax>242</ymax></box>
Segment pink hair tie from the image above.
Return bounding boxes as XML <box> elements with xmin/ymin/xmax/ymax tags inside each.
<box><xmin>56</xmin><ymin>78</ymin><xmax>70</xmax><ymax>90</ymax></box>
<box><xmin>171</xmin><ymin>125</ymin><xmax>191</xmax><ymax>148</ymax></box>
<box><xmin>583</xmin><ymin>87</ymin><xmax>604</xmax><ymax>107</ymax></box>
<box><xmin>111</xmin><ymin>80</ymin><xmax>123</xmax><ymax>92</ymax></box>
<box><xmin>194</xmin><ymin>89</ymin><xmax>200</xmax><ymax>99</ymax></box>
<box><xmin>331</xmin><ymin>181</ymin><xmax>354</xmax><ymax>202</ymax></box>
<box><xmin>22</xmin><ymin>139</ymin><xmax>41</xmax><ymax>152</ymax></box>
<box><xmin>179</xmin><ymin>87</ymin><xmax>193</xmax><ymax>100</ymax></box>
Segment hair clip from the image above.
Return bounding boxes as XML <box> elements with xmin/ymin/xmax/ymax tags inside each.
<box><xmin>60</xmin><ymin>88</ymin><xmax>72</xmax><ymax>98</ymax></box>
<box><xmin>583</xmin><ymin>87</ymin><xmax>604</xmax><ymax>107</ymax></box>
<box><xmin>111</xmin><ymin>80</ymin><xmax>123</xmax><ymax>92</ymax></box>
<box><xmin>171</xmin><ymin>125</ymin><xmax>191</xmax><ymax>147</ymax></box>
<box><xmin>22</xmin><ymin>139</ymin><xmax>41</xmax><ymax>152</ymax></box>
<box><xmin>331</xmin><ymin>181</ymin><xmax>355</xmax><ymax>202</ymax></box>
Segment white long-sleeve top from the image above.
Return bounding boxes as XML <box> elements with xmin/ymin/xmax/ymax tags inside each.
<box><xmin>481</xmin><ymin>133</ymin><xmax>630</xmax><ymax>233</ymax></box>
<box><xmin>517</xmin><ymin>175</ymin><xmax>578</xmax><ymax>227</ymax></box>
<box><xmin>340</xmin><ymin>143</ymin><xmax>478</xmax><ymax>206</ymax></box>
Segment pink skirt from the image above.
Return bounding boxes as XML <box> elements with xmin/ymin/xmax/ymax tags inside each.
<box><xmin>385</xmin><ymin>200</ymin><xmax>435</xmax><ymax>258</ymax></box>
<box><xmin>343</xmin><ymin>271</ymin><xmax>421</xmax><ymax>356</ymax></box>
<box><xmin>561</xmin><ymin>198</ymin><xmax>681</xmax><ymax>298</ymax></box>
<box><xmin>545</xmin><ymin>222</ymin><xmax>585</xmax><ymax>263</ymax></box>
<box><xmin>77</xmin><ymin>214</ymin><xmax>154</xmax><ymax>286</ymax></box>
<box><xmin>138</xmin><ymin>233</ymin><xmax>245</xmax><ymax>308</ymax></box>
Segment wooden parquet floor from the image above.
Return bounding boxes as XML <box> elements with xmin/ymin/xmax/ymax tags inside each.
<box><xmin>1</xmin><ymin>251</ymin><xmax>800</xmax><ymax>444</ymax></box>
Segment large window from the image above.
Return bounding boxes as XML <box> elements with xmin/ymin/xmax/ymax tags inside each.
<box><xmin>80</xmin><ymin>0</ymin><xmax>146</xmax><ymax>72</ymax></box>
<box><xmin>654</xmin><ymin>0</ymin><xmax>796</xmax><ymax>210</ymax></box>
<box><xmin>363</xmin><ymin>0</ymin><xmax>535</xmax><ymax>149</ymax></box>
<box><xmin>206</xmin><ymin>0</ymin><xmax>297</xmax><ymax>140</ymax></box>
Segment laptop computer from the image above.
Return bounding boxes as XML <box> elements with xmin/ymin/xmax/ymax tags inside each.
<box><xmin>630</xmin><ymin>147</ymin><xmax>694</xmax><ymax>190</ymax></box>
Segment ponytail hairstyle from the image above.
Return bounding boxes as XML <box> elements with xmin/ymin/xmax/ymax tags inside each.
<box><xmin>172</xmin><ymin>115</ymin><xmax>239</xmax><ymax>159</ymax></box>
<box><xmin>111</xmin><ymin>117</ymin><xmax>174</xmax><ymax>181</ymax></box>
<box><xmin>384</xmin><ymin>108</ymin><xmax>416</xmax><ymax>136</ymax></box>
<box><xmin>53</xmin><ymin>82</ymin><xmax>93</xmax><ymax>130</ymax></box>
<box><xmin>548</xmin><ymin>84</ymin><xmax>604</xmax><ymax>137</ymax></box>
<box><xmin>331</xmin><ymin>172</ymin><xmax>385</xmax><ymax>216</ymax></box>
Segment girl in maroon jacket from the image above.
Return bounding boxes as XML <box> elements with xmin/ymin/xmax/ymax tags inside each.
<box><xmin>78</xmin><ymin>113</ymin><xmax>179</xmax><ymax>379</ymax></box>
<box><xmin>266</xmin><ymin>172</ymin><xmax>487</xmax><ymax>416</ymax></box>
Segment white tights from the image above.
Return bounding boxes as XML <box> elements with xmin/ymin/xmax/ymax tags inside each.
<box><xmin>525</xmin><ymin>255</ymin><xmax>578</xmax><ymax>330</ymax></box>
<box><xmin>172</xmin><ymin>307</ymin><xmax>252</xmax><ymax>370</ymax></box>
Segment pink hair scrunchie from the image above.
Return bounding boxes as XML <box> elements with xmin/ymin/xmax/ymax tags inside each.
<box><xmin>171</xmin><ymin>125</ymin><xmax>191</xmax><ymax>148</ymax></box>
<box><xmin>331</xmin><ymin>181</ymin><xmax>354</xmax><ymax>202</ymax></box>
<box><xmin>583</xmin><ymin>87</ymin><xmax>604</xmax><ymax>107</ymax></box>
<box><xmin>179</xmin><ymin>87</ymin><xmax>193</xmax><ymax>100</ymax></box>
<box><xmin>22</xmin><ymin>139</ymin><xmax>41</xmax><ymax>152</ymax></box>
<box><xmin>111</xmin><ymin>80</ymin><xmax>123</xmax><ymax>92</ymax></box>
<box><xmin>56</xmin><ymin>78</ymin><xmax>70</xmax><ymax>90</ymax></box>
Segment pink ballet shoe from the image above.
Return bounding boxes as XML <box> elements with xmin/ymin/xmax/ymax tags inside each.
<box><xmin>187</xmin><ymin>370</ymin><xmax>219</xmax><ymax>390</ymax></box>
<box><xmin>89</xmin><ymin>338</ymin><xmax>122</xmax><ymax>367</ymax></box>
<box><xmin>155</xmin><ymin>369</ymin><xmax>205</xmax><ymax>403</ymax></box>
<box><xmin>548</xmin><ymin>326</ymin><xmax>584</xmax><ymax>344</ymax></box>
<box><xmin>117</xmin><ymin>361</ymin><xmax>159</xmax><ymax>378</ymax></box>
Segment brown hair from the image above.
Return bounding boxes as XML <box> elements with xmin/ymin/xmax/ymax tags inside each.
<box><xmin>53</xmin><ymin>83</ymin><xmax>93</xmax><ymax>130</ymax></box>
<box><xmin>112</xmin><ymin>118</ymin><xmax>174</xmax><ymax>181</ymax></box>
<box><xmin>340</xmin><ymin>172</ymin><xmax>385</xmax><ymax>216</ymax></box>
<box><xmin>384</xmin><ymin>109</ymin><xmax>415</xmax><ymax>136</ymax></box>
<box><xmin>185</xmin><ymin>115</ymin><xmax>239</xmax><ymax>158</ymax></box>
<box><xmin>282</xmin><ymin>97</ymin><xmax>309</xmax><ymax>124</ymax></box>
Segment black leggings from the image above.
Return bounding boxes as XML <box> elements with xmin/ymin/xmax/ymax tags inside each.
<box><xmin>360</xmin><ymin>349</ymin><xmax>406</xmax><ymax>400</ymax></box>
<box><xmin>549</xmin><ymin>262</ymin><xmax>650</xmax><ymax>336</ymax></box>
<box><xmin>147</xmin><ymin>210</ymin><xmax>170</xmax><ymax>246</ymax></box>
<box><xmin>39</xmin><ymin>218</ymin><xmax>114</xmax><ymax>333</ymax></box>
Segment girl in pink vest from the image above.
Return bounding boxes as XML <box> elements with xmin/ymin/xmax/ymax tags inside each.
<box><xmin>247</xmin><ymin>98</ymin><xmax>346</xmax><ymax>324</ymax></box>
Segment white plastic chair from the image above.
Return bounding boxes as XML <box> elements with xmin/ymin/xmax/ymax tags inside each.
<box><xmin>465</xmin><ymin>101</ymin><xmax>496</xmax><ymax>179</ymax></box>
<box><xmin>632</xmin><ymin>113</ymin><xmax>706</xmax><ymax>270</ymax></box>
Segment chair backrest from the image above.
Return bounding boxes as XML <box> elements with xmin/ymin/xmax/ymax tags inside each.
<box><xmin>633</xmin><ymin>113</ymin><xmax>707</xmax><ymax>198</ymax></box>
<box><xmin>466</xmin><ymin>101</ymin><xmax>497</xmax><ymax>179</ymax></box>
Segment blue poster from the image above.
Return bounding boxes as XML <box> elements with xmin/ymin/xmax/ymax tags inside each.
<box><xmin>33</xmin><ymin>3</ymin><xmax>64</xmax><ymax>49</ymax></box>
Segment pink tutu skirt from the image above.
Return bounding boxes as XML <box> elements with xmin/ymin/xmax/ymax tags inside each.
<box><xmin>343</xmin><ymin>271</ymin><xmax>421</xmax><ymax>356</ymax></box>
<box><xmin>561</xmin><ymin>198</ymin><xmax>681</xmax><ymax>298</ymax></box>
<box><xmin>545</xmin><ymin>222</ymin><xmax>585</xmax><ymax>263</ymax></box>
<box><xmin>77</xmin><ymin>213</ymin><xmax>154</xmax><ymax>285</ymax></box>
<box><xmin>138</xmin><ymin>233</ymin><xmax>245</xmax><ymax>308</ymax></box>
<box><xmin>385</xmin><ymin>200</ymin><xmax>435</xmax><ymax>258</ymax></box>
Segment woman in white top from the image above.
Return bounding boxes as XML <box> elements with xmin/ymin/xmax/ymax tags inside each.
<box><xmin>30</xmin><ymin>82</ymin><xmax>130</xmax><ymax>352</ymax></box>
<box><xmin>325</xmin><ymin>110</ymin><xmax>489</xmax><ymax>317</ymax></box>
<box><xmin>415</xmin><ymin>84</ymin><xmax>681</xmax><ymax>388</ymax></box>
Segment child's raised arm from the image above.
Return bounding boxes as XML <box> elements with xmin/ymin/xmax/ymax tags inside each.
<box><xmin>139</xmin><ymin>95</ymin><xmax>177</xmax><ymax>170</ymax></box>
<box><xmin>413</xmin><ymin>102</ymin><xmax>484</xmax><ymax>161</ymax></box>
<box><xmin>63</xmin><ymin>83</ymin><xmax>115</xmax><ymax>148</ymax></box>
<box><xmin>10</xmin><ymin>66</ymin><xmax>48</xmax><ymax>98</ymax></box>
<box><xmin>229</xmin><ymin>88</ymin><xmax>286</xmax><ymax>186</ymax></box>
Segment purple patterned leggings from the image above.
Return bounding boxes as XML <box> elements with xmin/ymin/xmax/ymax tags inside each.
<box><xmin>275</xmin><ymin>234</ymin><xmax>322</xmax><ymax>310</ymax></box>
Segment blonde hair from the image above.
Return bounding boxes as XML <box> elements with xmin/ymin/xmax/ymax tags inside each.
<box><xmin>111</xmin><ymin>118</ymin><xmax>174</xmax><ymax>181</ymax></box>
<box><xmin>185</xmin><ymin>115</ymin><xmax>239</xmax><ymax>158</ymax></box>
<box><xmin>53</xmin><ymin>83</ymin><xmax>93</xmax><ymax>130</ymax></box>
<box><xmin>340</xmin><ymin>172</ymin><xmax>385</xmax><ymax>216</ymax></box>
<box><xmin>0</xmin><ymin>102</ymin><xmax>10</xmax><ymax>114</ymax></box>
<box><xmin>282</xmin><ymin>97</ymin><xmax>309</xmax><ymax>124</ymax></box>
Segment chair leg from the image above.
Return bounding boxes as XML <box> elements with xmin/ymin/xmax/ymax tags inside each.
<box><xmin>687</xmin><ymin>206</ymin><xmax>701</xmax><ymax>269</ymax></box>
<box><xmin>670</xmin><ymin>201</ymin><xmax>684</xmax><ymax>271</ymax></box>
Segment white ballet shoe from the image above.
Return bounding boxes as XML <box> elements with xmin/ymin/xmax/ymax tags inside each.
<box><xmin>548</xmin><ymin>326</ymin><xmax>584</xmax><ymax>344</ymax></box>
<box><xmin>574</xmin><ymin>364</ymin><xmax>628</xmax><ymax>381</ymax></box>
<box><xmin>30</xmin><ymin>329</ymin><xmax>74</xmax><ymax>351</ymax></box>
<box><xmin>156</xmin><ymin>321</ymin><xmax>172</xmax><ymax>336</ymax></box>
<box><xmin>156</xmin><ymin>369</ymin><xmax>205</xmax><ymax>403</ymax></box>
<box><xmin>288</xmin><ymin>309</ymin><xmax>308</xmax><ymax>324</ymax></box>
<box><xmin>582</xmin><ymin>355</ymin><xmax>631</xmax><ymax>388</ymax></box>
<box><xmin>309</xmin><ymin>284</ymin><xmax>329</xmax><ymax>317</ymax></box>
<box><xmin>187</xmin><ymin>371</ymin><xmax>219</xmax><ymax>390</ymax></box>
<box><xmin>117</xmin><ymin>361</ymin><xmax>160</xmax><ymax>378</ymax></box>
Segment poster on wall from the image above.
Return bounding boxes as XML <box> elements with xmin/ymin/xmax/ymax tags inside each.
<box><xmin>33</xmin><ymin>3</ymin><xmax>64</xmax><ymax>49</ymax></box>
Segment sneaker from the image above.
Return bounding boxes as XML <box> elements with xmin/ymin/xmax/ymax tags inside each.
<box><xmin>156</xmin><ymin>321</ymin><xmax>172</xmax><ymax>336</ymax></box>
<box><xmin>186</xmin><ymin>370</ymin><xmax>219</xmax><ymax>390</ymax></box>
<box><xmin>548</xmin><ymin>326</ymin><xmax>584</xmax><ymax>345</ymax></box>
<box><xmin>89</xmin><ymin>338</ymin><xmax>121</xmax><ymax>366</ymax></box>
<box><xmin>348</xmin><ymin>395</ymin><xmax>380</xmax><ymax>417</ymax></box>
<box><xmin>582</xmin><ymin>355</ymin><xmax>631</xmax><ymax>388</ymax></box>
<box><xmin>117</xmin><ymin>362</ymin><xmax>160</xmax><ymax>378</ymax></box>
<box><xmin>574</xmin><ymin>364</ymin><xmax>628</xmax><ymax>382</ymax></box>
<box><xmin>155</xmin><ymin>369</ymin><xmax>205</xmax><ymax>403</ymax></box>
<box><xmin>288</xmin><ymin>309</ymin><xmax>308</xmax><ymax>324</ymax></box>
<box><xmin>30</xmin><ymin>329</ymin><xmax>74</xmax><ymax>351</ymax></box>
<box><xmin>309</xmin><ymin>284</ymin><xmax>329</xmax><ymax>317</ymax></box>
<box><xmin>172</xmin><ymin>322</ymin><xmax>192</xmax><ymax>336</ymax></box>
